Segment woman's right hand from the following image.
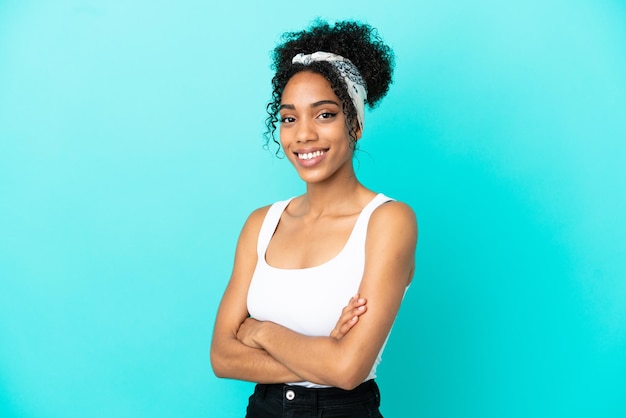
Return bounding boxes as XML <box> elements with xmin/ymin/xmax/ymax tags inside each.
<box><xmin>330</xmin><ymin>295</ymin><xmax>367</xmax><ymax>340</ymax></box>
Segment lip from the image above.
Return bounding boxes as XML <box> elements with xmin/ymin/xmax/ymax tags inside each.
<box><xmin>293</xmin><ymin>148</ymin><xmax>329</xmax><ymax>168</ymax></box>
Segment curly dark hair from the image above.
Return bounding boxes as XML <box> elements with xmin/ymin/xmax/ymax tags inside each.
<box><xmin>264</xmin><ymin>19</ymin><xmax>395</xmax><ymax>154</ymax></box>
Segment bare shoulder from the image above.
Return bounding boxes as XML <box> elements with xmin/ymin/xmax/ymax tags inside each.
<box><xmin>366</xmin><ymin>200</ymin><xmax>418</xmax><ymax>251</ymax></box>
<box><xmin>370</xmin><ymin>200</ymin><xmax>418</xmax><ymax>234</ymax></box>
<box><xmin>365</xmin><ymin>200</ymin><xmax>417</xmax><ymax>286</ymax></box>
<box><xmin>238</xmin><ymin>205</ymin><xmax>272</xmax><ymax>243</ymax></box>
<box><xmin>245</xmin><ymin>205</ymin><xmax>272</xmax><ymax>227</ymax></box>
<box><xmin>229</xmin><ymin>204</ymin><xmax>273</xmax><ymax>284</ymax></box>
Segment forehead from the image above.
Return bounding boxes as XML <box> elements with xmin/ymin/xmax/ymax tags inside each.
<box><xmin>281</xmin><ymin>71</ymin><xmax>340</xmax><ymax>104</ymax></box>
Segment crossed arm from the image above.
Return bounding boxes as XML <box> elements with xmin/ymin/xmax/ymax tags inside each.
<box><xmin>210</xmin><ymin>202</ymin><xmax>417</xmax><ymax>390</ymax></box>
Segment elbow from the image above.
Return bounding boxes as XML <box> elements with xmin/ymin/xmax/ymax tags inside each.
<box><xmin>211</xmin><ymin>363</ymin><xmax>227</xmax><ymax>379</ymax></box>
<box><xmin>334</xmin><ymin>374</ymin><xmax>369</xmax><ymax>391</ymax></box>
<box><xmin>335</xmin><ymin>379</ymin><xmax>365</xmax><ymax>392</ymax></box>
<box><xmin>331</xmin><ymin>358</ymin><xmax>372</xmax><ymax>391</ymax></box>
<box><xmin>210</xmin><ymin>347</ymin><xmax>229</xmax><ymax>379</ymax></box>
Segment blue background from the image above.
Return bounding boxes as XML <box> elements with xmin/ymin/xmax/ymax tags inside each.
<box><xmin>1</xmin><ymin>0</ymin><xmax>625</xmax><ymax>417</ymax></box>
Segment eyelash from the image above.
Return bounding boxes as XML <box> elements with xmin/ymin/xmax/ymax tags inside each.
<box><xmin>280</xmin><ymin>112</ymin><xmax>338</xmax><ymax>124</ymax></box>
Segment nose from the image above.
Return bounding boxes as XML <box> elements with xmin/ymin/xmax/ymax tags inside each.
<box><xmin>295</xmin><ymin>117</ymin><xmax>317</xmax><ymax>143</ymax></box>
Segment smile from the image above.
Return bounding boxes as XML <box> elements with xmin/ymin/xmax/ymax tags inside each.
<box><xmin>297</xmin><ymin>150</ymin><xmax>326</xmax><ymax>160</ymax></box>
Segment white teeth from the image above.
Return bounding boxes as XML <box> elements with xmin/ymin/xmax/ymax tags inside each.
<box><xmin>298</xmin><ymin>150</ymin><xmax>325</xmax><ymax>160</ymax></box>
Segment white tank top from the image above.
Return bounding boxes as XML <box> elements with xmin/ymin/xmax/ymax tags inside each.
<box><xmin>247</xmin><ymin>193</ymin><xmax>394</xmax><ymax>388</ymax></box>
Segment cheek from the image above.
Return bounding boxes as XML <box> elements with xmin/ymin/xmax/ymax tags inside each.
<box><xmin>278</xmin><ymin>131</ymin><xmax>295</xmax><ymax>158</ymax></box>
<box><xmin>278</xmin><ymin>129</ymin><xmax>288</xmax><ymax>146</ymax></box>
<box><xmin>324</xmin><ymin>124</ymin><xmax>352</xmax><ymax>145</ymax></box>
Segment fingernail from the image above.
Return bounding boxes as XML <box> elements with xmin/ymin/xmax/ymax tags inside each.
<box><xmin>352</xmin><ymin>316</ymin><xmax>358</xmax><ymax>321</ymax></box>
<box><xmin>358</xmin><ymin>298</ymin><xmax>365</xmax><ymax>303</ymax></box>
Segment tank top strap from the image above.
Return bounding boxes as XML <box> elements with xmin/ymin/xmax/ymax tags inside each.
<box><xmin>345</xmin><ymin>193</ymin><xmax>395</xmax><ymax>250</ymax></box>
<box><xmin>361</xmin><ymin>193</ymin><xmax>394</xmax><ymax>219</ymax></box>
<box><xmin>256</xmin><ymin>198</ymin><xmax>294</xmax><ymax>258</ymax></box>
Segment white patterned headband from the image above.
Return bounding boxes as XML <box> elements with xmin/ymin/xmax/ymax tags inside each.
<box><xmin>292</xmin><ymin>51</ymin><xmax>368</xmax><ymax>130</ymax></box>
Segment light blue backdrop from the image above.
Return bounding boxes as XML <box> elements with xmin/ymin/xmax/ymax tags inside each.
<box><xmin>1</xmin><ymin>1</ymin><xmax>624</xmax><ymax>417</ymax></box>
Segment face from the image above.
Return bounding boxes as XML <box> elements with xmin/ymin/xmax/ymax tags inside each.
<box><xmin>279</xmin><ymin>71</ymin><xmax>361</xmax><ymax>184</ymax></box>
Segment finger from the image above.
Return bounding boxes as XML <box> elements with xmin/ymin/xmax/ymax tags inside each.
<box><xmin>340</xmin><ymin>295</ymin><xmax>358</xmax><ymax>314</ymax></box>
<box><xmin>351</xmin><ymin>301</ymin><xmax>367</xmax><ymax>317</ymax></box>
<box><xmin>331</xmin><ymin>315</ymin><xmax>359</xmax><ymax>339</ymax></box>
<box><xmin>340</xmin><ymin>315</ymin><xmax>359</xmax><ymax>334</ymax></box>
<box><xmin>340</xmin><ymin>301</ymin><xmax>367</xmax><ymax>325</ymax></box>
<box><xmin>337</xmin><ymin>305</ymin><xmax>364</xmax><ymax>329</ymax></box>
<box><xmin>342</xmin><ymin>296</ymin><xmax>365</xmax><ymax>314</ymax></box>
<box><xmin>335</xmin><ymin>305</ymin><xmax>366</xmax><ymax>336</ymax></box>
<box><xmin>331</xmin><ymin>296</ymin><xmax>368</xmax><ymax>339</ymax></box>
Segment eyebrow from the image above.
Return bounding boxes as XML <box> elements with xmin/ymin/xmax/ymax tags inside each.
<box><xmin>279</xmin><ymin>100</ymin><xmax>341</xmax><ymax>111</ymax></box>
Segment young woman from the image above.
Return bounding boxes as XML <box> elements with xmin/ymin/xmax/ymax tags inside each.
<box><xmin>210</xmin><ymin>20</ymin><xmax>417</xmax><ymax>417</ymax></box>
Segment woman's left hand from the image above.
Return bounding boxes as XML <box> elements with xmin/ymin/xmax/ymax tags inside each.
<box><xmin>236</xmin><ymin>317</ymin><xmax>264</xmax><ymax>349</ymax></box>
<box><xmin>330</xmin><ymin>295</ymin><xmax>367</xmax><ymax>340</ymax></box>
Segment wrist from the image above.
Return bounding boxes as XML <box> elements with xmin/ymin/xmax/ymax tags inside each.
<box><xmin>254</xmin><ymin>320</ymin><xmax>270</xmax><ymax>347</ymax></box>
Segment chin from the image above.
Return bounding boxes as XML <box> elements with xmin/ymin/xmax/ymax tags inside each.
<box><xmin>293</xmin><ymin>169</ymin><xmax>329</xmax><ymax>184</ymax></box>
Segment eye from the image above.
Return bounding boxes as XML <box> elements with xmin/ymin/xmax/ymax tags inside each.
<box><xmin>280</xmin><ymin>116</ymin><xmax>296</xmax><ymax>123</ymax></box>
<box><xmin>318</xmin><ymin>112</ymin><xmax>338</xmax><ymax>120</ymax></box>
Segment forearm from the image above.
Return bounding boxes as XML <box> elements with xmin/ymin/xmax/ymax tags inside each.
<box><xmin>211</xmin><ymin>334</ymin><xmax>303</xmax><ymax>383</ymax></box>
<box><xmin>253</xmin><ymin>322</ymin><xmax>369</xmax><ymax>389</ymax></box>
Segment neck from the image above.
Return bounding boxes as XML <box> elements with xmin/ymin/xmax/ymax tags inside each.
<box><xmin>300</xmin><ymin>171</ymin><xmax>371</xmax><ymax>217</ymax></box>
